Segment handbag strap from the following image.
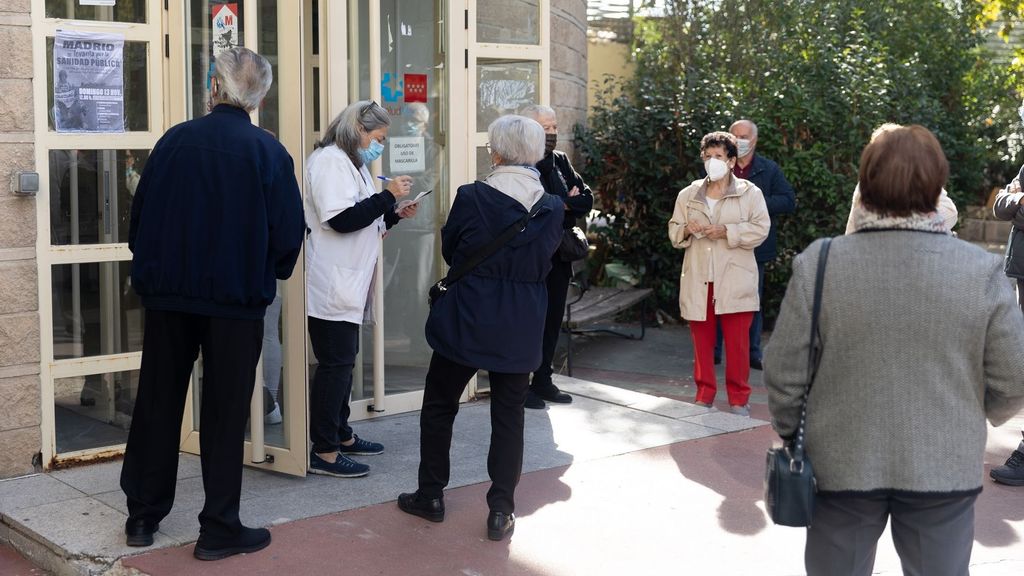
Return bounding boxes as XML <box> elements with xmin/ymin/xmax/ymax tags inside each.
<box><xmin>791</xmin><ymin>237</ymin><xmax>832</xmax><ymax>467</ymax></box>
<box><xmin>443</xmin><ymin>186</ymin><xmax>544</xmax><ymax>286</ymax></box>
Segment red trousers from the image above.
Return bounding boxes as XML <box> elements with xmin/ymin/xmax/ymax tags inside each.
<box><xmin>688</xmin><ymin>283</ymin><xmax>753</xmax><ymax>406</ymax></box>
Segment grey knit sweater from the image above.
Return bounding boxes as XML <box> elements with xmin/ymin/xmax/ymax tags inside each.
<box><xmin>765</xmin><ymin>231</ymin><xmax>1024</xmax><ymax>496</ymax></box>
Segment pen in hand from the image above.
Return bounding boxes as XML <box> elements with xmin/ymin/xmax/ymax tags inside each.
<box><xmin>377</xmin><ymin>175</ymin><xmax>392</xmax><ymax>182</ymax></box>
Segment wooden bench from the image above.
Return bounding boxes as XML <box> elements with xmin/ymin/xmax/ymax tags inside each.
<box><xmin>562</xmin><ymin>286</ymin><xmax>653</xmax><ymax>376</ymax></box>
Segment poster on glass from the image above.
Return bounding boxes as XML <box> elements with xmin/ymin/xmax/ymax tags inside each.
<box><xmin>53</xmin><ymin>29</ymin><xmax>125</xmax><ymax>133</ymax></box>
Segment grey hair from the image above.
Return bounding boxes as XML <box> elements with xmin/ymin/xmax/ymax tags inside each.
<box><xmin>520</xmin><ymin>104</ymin><xmax>556</xmax><ymax>121</ymax></box>
<box><xmin>213</xmin><ymin>47</ymin><xmax>273</xmax><ymax>111</ymax></box>
<box><xmin>316</xmin><ymin>100</ymin><xmax>391</xmax><ymax>167</ymax></box>
<box><xmin>488</xmin><ymin>115</ymin><xmax>545</xmax><ymax>166</ymax></box>
<box><xmin>730</xmin><ymin>119</ymin><xmax>759</xmax><ymax>138</ymax></box>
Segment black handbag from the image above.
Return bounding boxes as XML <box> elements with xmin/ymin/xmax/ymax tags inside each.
<box><xmin>558</xmin><ymin>226</ymin><xmax>589</xmax><ymax>262</ymax></box>
<box><xmin>1004</xmin><ymin>227</ymin><xmax>1024</xmax><ymax>279</ymax></box>
<box><xmin>428</xmin><ymin>196</ymin><xmax>543</xmax><ymax>307</ymax></box>
<box><xmin>764</xmin><ymin>237</ymin><xmax>831</xmax><ymax>528</ymax></box>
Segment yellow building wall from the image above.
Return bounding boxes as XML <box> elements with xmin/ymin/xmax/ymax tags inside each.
<box><xmin>587</xmin><ymin>40</ymin><xmax>635</xmax><ymax>112</ymax></box>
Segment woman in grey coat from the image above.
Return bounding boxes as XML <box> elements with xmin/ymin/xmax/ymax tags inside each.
<box><xmin>765</xmin><ymin>125</ymin><xmax>1024</xmax><ymax>576</ymax></box>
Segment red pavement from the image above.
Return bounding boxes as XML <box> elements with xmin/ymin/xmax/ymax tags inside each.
<box><xmin>118</xmin><ymin>405</ymin><xmax>1024</xmax><ymax>576</ymax></box>
<box><xmin>0</xmin><ymin>545</ymin><xmax>46</xmax><ymax>576</ymax></box>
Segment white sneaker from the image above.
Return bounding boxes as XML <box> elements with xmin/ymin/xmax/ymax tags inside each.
<box><xmin>264</xmin><ymin>402</ymin><xmax>282</xmax><ymax>425</ymax></box>
<box><xmin>729</xmin><ymin>404</ymin><xmax>750</xmax><ymax>417</ymax></box>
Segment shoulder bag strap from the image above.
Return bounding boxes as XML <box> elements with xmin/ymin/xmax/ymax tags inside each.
<box><xmin>443</xmin><ymin>187</ymin><xmax>544</xmax><ymax>286</ymax></box>
<box><xmin>791</xmin><ymin>237</ymin><xmax>832</xmax><ymax>465</ymax></box>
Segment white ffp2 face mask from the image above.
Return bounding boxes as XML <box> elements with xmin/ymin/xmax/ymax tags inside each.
<box><xmin>704</xmin><ymin>157</ymin><xmax>730</xmax><ymax>181</ymax></box>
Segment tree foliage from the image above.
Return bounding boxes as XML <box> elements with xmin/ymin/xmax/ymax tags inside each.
<box><xmin>576</xmin><ymin>0</ymin><xmax>1024</xmax><ymax>319</ymax></box>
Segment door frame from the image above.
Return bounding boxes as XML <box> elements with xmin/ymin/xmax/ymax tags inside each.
<box><xmin>32</xmin><ymin>0</ymin><xmax>167</xmax><ymax>468</ymax></box>
<box><xmin>461</xmin><ymin>0</ymin><xmax>551</xmax><ymax>395</ymax></box>
<box><xmin>169</xmin><ymin>0</ymin><xmax>310</xmax><ymax>476</ymax></box>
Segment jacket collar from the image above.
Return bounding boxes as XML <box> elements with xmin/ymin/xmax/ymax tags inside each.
<box><xmin>693</xmin><ymin>175</ymin><xmax>746</xmax><ymax>203</ymax></box>
<box><xmin>210</xmin><ymin>103</ymin><xmax>251</xmax><ymax>119</ymax></box>
<box><xmin>743</xmin><ymin>154</ymin><xmax>766</xmax><ymax>177</ymax></box>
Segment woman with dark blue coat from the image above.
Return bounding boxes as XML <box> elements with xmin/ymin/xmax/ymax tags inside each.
<box><xmin>397</xmin><ymin>115</ymin><xmax>563</xmax><ymax>542</ymax></box>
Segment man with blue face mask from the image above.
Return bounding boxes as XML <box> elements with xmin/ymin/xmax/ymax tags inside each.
<box><xmin>714</xmin><ymin>119</ymin><xmax>796</xmax><ymax>369</ymax></box>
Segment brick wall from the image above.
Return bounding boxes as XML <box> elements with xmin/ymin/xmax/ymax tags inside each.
<box><xmin>550</xmin><ymin>0</ymin><xmax>587</xmax><ymax>158</ymax></box>
<box><xmin>0</xmin><ymin>1</ymin><xmax>41</xmax><ymax>479</ymax></box>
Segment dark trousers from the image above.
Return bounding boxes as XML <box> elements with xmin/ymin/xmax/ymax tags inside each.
<box><xmin>417</xmin><ymin>352</ymin><xmax>529</xmax><ymax>514</ymax></box>
<box><xmin>308</xmin><ymin>317</ymin><xmax>360</xmax><ymax>454</ymax></box>
<box><xmin>120</xmin><ymin>309</ymin><xmax>262</xmax><ymax>539</ymax></box>
<box><xmin>715</xmin><ymin>260</ymin><xmax>766</xmax><ymax>361</ymax></box>
<box><xmin>532</xmin><ymin>257</ymin><xmax>573</xmax><ymax>388</ymax></box>
<box><xmin>805</xmin><ymin>493</ymin><xmax>976</xmax><ymax>576</ymax></box>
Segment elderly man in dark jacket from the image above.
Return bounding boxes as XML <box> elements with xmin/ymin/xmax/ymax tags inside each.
<box><xmin>990</xmin><ymin>161</ymin><xmax>1024</xmax><ymax>488</ymax></box>
<box><xmin>120</xmin><ymin>47</ymin><xmax>305</xmax><ymax>560</ymax></box>
<box><xmin>521</xmin><ymin>105</ymin><xmax>594</xmax><ymax>409</ymax></box>
<box><xmin>715</xmin><ymin>119</ymin><xmax>795</xmax><ymax>369</ymax></box>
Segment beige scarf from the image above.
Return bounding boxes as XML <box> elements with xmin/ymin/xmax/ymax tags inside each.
<box><xmin>850</xmin><ymin>204</ymin><xmax>949</xmax><ymax>235</ymax></box>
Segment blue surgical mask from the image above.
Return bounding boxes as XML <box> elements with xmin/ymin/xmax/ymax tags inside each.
<box><xmin>358</xmin><ymin>139</ymin><xmax>385</xmax><ymax>165</ymax></box>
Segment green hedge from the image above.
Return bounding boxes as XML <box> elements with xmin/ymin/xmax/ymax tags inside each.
<box><xmin>576</xmin><ymin>0</ymin><xmax>1024</xmax><ymax>322</ymax></box>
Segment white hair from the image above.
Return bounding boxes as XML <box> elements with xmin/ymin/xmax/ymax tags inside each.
<box><xmin>520</xmin><ymin>104</ymin><xmax>556</xmax><ymax>121</ymax></box>
<box><xmin>488</xmin><ymin>115</ymin><xmax>545</xmax><ymax>166</ymax></box>
<box><xmin>213</xmin><ymin>47</ymin><xmax>273</xmax><ymax>111</ymax></box>
<box><xmin>730</xmin><ymin>119</ymin><xmax>759</xmax><ymax>138</ymax></box>
<box><xmin>316</xmin><ymin>100</ymin><xmax>391</xmax><ymax>167</ymax></box>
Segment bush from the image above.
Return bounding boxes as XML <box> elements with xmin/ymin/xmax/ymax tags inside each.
<box><xmin>576</xmin><ymin>0</ymin><xmax>1024</xmax><ymax>320</ymax></box>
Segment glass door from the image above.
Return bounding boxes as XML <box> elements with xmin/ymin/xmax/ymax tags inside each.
<box><xmin>463</xmin><ymin>0</ymin><xmax>550</xmax><ymax>393</ymax></box>
<box><xmin>168</xmin><ymin>0</ymin><xmax>308</xmax><ymax>475</ymax></box>
<box><xmin>320</xmin><ymin>0</ymin><xmax>449</xmax><ymax>424</ymax></box>
<box><xmin>35</xmin><ymin>0</ymin><xmax>165</xmax><ymax>467</ymax></box>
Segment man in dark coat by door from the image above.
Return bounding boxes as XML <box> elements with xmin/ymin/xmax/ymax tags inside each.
<box><xmin>521</xmin><ymin>105</ymin><xmax>594</xmax><ymax>409</ymax></box>
<box><xmin>120</xmin><ymin>47</ymin><xmax>305</xmax><ymax>561</ymax></box>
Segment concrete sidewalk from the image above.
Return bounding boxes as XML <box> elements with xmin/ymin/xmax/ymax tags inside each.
<box><xmin>2</xmin><ymin>324</ymin><xmax>1023</xmax><ymax>575</ymax></box>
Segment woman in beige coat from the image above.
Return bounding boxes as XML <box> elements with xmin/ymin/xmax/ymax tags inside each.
<box><xmin>668</xmin><ymin>131</ymin><xmax>770</xmax><ymax>415</ymax></box>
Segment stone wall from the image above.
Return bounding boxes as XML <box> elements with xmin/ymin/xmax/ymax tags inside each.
<box><xmin>0</xmin><ymin>1</ymin><xmax>41</xmax><ymax>479</ymax></box>
<box><xmin>550</xmin><ymin>0</ymin><xmax>587</xmax><ymax>158</ymax></box>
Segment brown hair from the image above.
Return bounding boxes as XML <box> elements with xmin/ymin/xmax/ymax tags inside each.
<box><xmin>858</xmin><ymin>125</ymin><xmax>947</xmax><ymax>217</ymax></box>
<box><xmin>700</xmin><ymin>131</ymin><xmax>738</xmax><ymax>159</ymax></box>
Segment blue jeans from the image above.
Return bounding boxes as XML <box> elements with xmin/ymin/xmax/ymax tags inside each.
<box><xmin>308</xmin><ymin>317</ymin><xmax>360</xmax><ymax>454</ymax></box>
<box><xmin>715</xmin><ymin>261</ymin><xmax>766</xmax><ymax>362</ymax></box>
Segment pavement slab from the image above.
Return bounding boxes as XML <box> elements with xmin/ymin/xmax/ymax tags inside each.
<box><xmin>120</xmin><ymin>422</ymin><xmax>1024</xmax><ymax>576</ymax></box>
<box><xmin>3</xmin><ymin>324</ymin><xmax>1023</xmax><ymax>575</ymax></box>
<box><xmin>0</xmin><ymin>377</ymin><xmax>760</xmax><ymax>575</ymax></box>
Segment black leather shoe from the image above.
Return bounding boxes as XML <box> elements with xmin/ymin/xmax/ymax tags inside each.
<box><xmin>125</xmin><ymin>518</ymin><xmax>159</xmax><ymax>547</ymax></box>
<box><xmin>531</xmin><ymin>385</ymin><xmax>572</xmax><ymax>404</ymax></box>
<box><xmin>397</xmin><ymin>492</ymin><xmax>445</xmax><ymax>522</ymax></box>
<box><xmin>524</xmin><ymin>391</ymin><xmax>546</xmax><ymax>410</ymax></box>
<box><xmin>750</xmin><ymin>358</ymin><xmax>763</xmax><ymax>370</ymax></box>
<box><xmin>486</xmin><ymin>511</ymin><xmax>515</xmax><ymax>541</ymax></box>
<box><xmin>193</xmin><ymin>526</ymin><xmax>271</xmax><ymax>561</ymax></box>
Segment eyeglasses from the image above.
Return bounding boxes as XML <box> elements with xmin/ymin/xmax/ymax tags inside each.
<box><xmin>360</xmin><ymin>101</ymin><xmax>378</xmax><ymax>117</ymax></box>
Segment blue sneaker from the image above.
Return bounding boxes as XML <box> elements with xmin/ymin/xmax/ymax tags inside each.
<box><xmin>338</xmin><ymin>434</ymin><xmax>384</xmax><ymax>456</ymax></box>
<box><xmin>309</xmin><ymin>452</ymin><xmax>369</xmax><ymax>478</ymax></box>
